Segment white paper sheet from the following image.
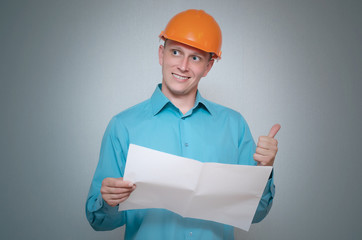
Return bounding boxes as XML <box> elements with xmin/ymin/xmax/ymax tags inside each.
<box><xmin>119</xmin><ymin>144</ymin><xmax>272</xmax><ymax>231</ymax></box>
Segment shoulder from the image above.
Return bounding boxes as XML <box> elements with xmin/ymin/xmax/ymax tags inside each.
<box><xmin>205</xmin><ymin>99</ymin><xmax>247</xmax><ymax>123</ymax></box>
<box><xmin>113</xmin><ymin>99</ymin><xmax>152</xmax><ymax>122</ymax></box>
<box><xmin>105</xmin><ymin>99</ymin><xmax>152</xmax><ymax>132</ymax></box>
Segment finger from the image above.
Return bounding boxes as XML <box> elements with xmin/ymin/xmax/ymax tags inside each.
<box><xmin>268</xmin><ymin>124</ymin><xmax>281</xmax><ymax>138</ymax></box>
<box><xmin>117</xmin><ymin>177</ymin><xmax>135</xmax><ymax>187</ymax></box>
<box><xmin>106</xmin><ymin>192</ymin><xmax>134</xmax><ymax>205</ymax></box>
<box><xmin>253</xmin><ymin>153</ymin><xmax>274</xmax><ymax>166</ymax></box>
<box><xmin>109</xmin><ymin>178</ymin><xmax>134</xmax><ymax>187</ymax></box>
<box><xmin>257</xmin><ymin>137</ymin><xmax>278</xmax><ymax>148</ymax></box>
<box><xmin>253</xmin><ymin>153</ymin><xmax>266</xmax><ymax>164</ymax></box>
<box><xmin>109</xmin><ymin>185</ymin><xmax>136</xmax><ymax>196</ymax></box>
<box><xmin>255</xmin><ymin>147</ymin><xmax>272</xmax><ymax>156</ymax></box>
<box><xmin>101</xmin><ymin>186</ymin><xmax>134</xmax><ymax>194</ymax></box>
<box><xmin>103</xmin><ymin>177</ymin><xmax>135</xmax><ymax>188</ymax></box>
<box><xmin>108</xmin><ymin>192</ymin><xmax>132</xmax><ymax>200</ymax></box>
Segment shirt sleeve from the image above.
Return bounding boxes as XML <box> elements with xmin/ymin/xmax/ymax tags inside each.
<box><xmin>237</xmin><ymin>114</ymin><xmax>276</xmax><ymax>224</ymax></box>
<box><xmin>85</xmin><ymin>116</ymin><xmax>129</xmax><ymax>230</ymax></box>
<box><xmin>252</xmin><ymin>170</ymin><xmax>275</xmax><ymax>223</ymax></box>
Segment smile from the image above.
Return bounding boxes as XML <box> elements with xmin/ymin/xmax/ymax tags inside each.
<box><xmin>172</xmin><ymin>73</ymin><xmax>190</xmax><ymax>80</ymax></box>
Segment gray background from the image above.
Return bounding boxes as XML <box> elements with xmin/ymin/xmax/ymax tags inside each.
<box><xmin>1</xmin><ymin>0</ymin><xmax>361</xmax><ymax>239</ymax></box>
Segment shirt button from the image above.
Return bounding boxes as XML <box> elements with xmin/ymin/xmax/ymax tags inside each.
<box><xmin>184</xmin><ymin>143</ymin><xmax>189</xmax><ymax>147</ymax></box>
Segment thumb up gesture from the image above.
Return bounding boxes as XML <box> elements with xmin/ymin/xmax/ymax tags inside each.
<box><xmin>254</xmin><ymin>124</ymin><xmax>281</xmax><ymax>166</ymax></box>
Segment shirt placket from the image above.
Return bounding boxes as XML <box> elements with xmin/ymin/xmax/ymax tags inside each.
<box><xmin>185</xmin><ymin>230</ymin><xmax>193</xmax><ymax>240</ymax></box>
<box><xmin>179</xmin><ymin>115</ymin><xmax>190</xmax><ymax>156</ymax></box>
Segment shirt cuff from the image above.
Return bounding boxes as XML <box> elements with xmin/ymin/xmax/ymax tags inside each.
<box><xmin>265</xmin><ymin>170</ymin><xmax>275</xmax><ymax>197</ymax></box>
<box><xmin>95</xmin><ymin>194</ymin><xmax>120</xmax><ymax>215</ymax></box>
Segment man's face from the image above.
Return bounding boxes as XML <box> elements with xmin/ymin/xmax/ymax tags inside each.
<box><xmin>158</xmin><ymin>40</ymin><xmax>214</xmax><ymax>100</ymax></box>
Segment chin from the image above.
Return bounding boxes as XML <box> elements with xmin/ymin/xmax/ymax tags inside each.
<box><xmin>170</xmin><ymin>88</ymin><xmax>188</xmax><ymax>96</ymax></box>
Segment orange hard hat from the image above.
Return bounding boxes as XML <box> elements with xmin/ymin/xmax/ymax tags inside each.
<box><xmin>159</xmin><ymin>9</ymin><xmax>222</xmax><ymax>60</ymax></box>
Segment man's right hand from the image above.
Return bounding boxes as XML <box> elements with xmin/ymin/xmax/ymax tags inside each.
<box><xmin>101</xmin><ymin>177</ymin><xmax>136</xmax><ymax>207</ymax></box>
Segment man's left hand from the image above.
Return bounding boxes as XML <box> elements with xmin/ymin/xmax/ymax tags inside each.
<box><xmin>253</xmin><ymin>124</ymin><xmax>281</xmax><ymax>166</ymax></box>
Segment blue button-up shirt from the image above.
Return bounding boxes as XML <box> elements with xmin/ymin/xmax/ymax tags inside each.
<box><xmin>86</xmin><ymin>84</ymin><xmax>275</xmax><ymax>240</ymax></box>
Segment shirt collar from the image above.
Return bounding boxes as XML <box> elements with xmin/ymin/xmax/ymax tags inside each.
<box><xmin>194</xmin><ymin>90</ymin><xmax>213</xmax><ymax>116</ymax></box>
<box><xmin>150</xmin><ymin>84</ymin><xmax>214</xmax><ymax>116</ymax></box>
<box><xmin>151</xmin><ymin>84</ymin><xmax>170</xmax><ymax>116</ymax></box>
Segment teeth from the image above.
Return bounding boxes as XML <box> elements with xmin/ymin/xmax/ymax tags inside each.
<box><xmin>173</xmin><ymin>74</ymin><xmax>189</xmax><ymax>80</ymax></box>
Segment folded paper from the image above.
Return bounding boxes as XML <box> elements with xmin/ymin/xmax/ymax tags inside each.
<box><xmin>119</xmin><ymin>144</ymin><xmax>272</xmax><ymax>231</ymax></box>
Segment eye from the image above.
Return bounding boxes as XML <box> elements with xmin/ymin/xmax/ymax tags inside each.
<box><xmin>192</xmin><ymin>56</ymin><xmax>201</xmax><ymax>61</ymax></box>
<box><xmin>172</xmin><ymin>49</ymin><xmax>180</xmax><ymax>56</ymax></box>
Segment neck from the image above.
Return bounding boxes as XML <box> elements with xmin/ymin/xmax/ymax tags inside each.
<box><xmin>169</xmin><ymin>95</ymin><xmax>196</xmax><ymax>115</ymax></box>
<box><xmin>161</xmin><ymin>87</ymin><xmax>197</xmax><ymax>115</ymax></box>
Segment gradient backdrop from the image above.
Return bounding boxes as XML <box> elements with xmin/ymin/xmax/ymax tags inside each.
<box><xmin>1</xmin><ymin>0</ymin><xmax>361</xmax><ymax>239</ymax></box>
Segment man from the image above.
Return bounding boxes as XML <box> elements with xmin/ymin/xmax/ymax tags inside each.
<box><xmin>86</xmin><ymin>9</ymin><xmax>280</xmax><ymax>239</ymax></box>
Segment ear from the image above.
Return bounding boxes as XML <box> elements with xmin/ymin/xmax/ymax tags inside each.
<box><xmin>202</xmin><ymin>59</ymin><xmax>215</xmax><ymax>77</ymax></box>
<box><xmin>158</xmin><ymin>45</ymin><xmax>164</xmax><ymax>66</ymax></box>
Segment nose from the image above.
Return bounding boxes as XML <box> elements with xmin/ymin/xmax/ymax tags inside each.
<box><xmin>178</xmin><ymin>56</ymin><xmax>189</xmax><ymax>72</ymax></box>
